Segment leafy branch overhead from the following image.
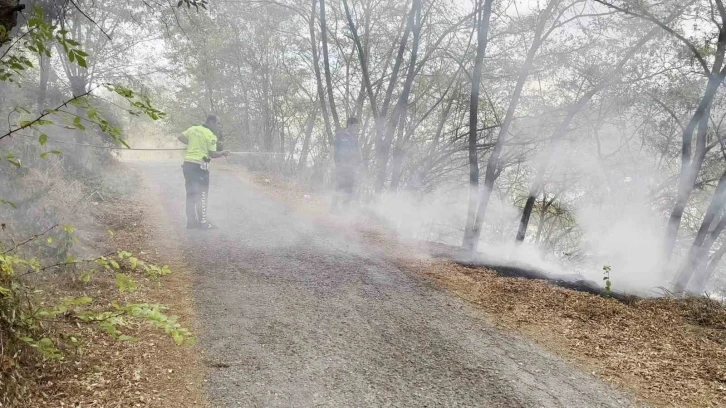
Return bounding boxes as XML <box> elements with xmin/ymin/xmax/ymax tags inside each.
<box><xmin>177</xmin><ymin>0</ymin><xmax>208</xmax><ymax>11</ymax></box>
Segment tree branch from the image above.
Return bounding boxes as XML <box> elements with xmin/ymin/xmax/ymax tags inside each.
<box><xmin>0</xmin><ymin>89</ymin><xmax>94</xmax><ymax>142</ymax></box>
<box><xmin>593</xmin><ymin>0</ymin><xmax>709</xmax><ymax>75</ymax></box>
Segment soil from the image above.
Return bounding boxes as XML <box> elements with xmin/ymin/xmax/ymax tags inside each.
<box><xmin>23</xmin><ymin>165</ymin><xmax>207</xmax><ymax>408</ymax></box>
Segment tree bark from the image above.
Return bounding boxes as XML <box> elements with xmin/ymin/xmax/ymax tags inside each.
<box><xmin>37</xmin><ymin>54</ymin><xmax>51</xmax><ymax>114</ymax></box>
<box><xmin>462</xmin><ymin>0</ymin><xmax>495</xmax><ymax>249</ymax></box>
<box><xmin>665</xmin><ymin>27</ymin><xmax>726</xmax><ymax>258</ymax></box>
<box><xmin>308</xmin><ymin>0</ymin><xmax>334</xmax><ymax>146</ymax></box>
<box><xmin>690</xmin><ymin>241</ymin><xmax>726</xmax><ymax>293</ymax></box>
<box><xmin>298</xmin><ymin>106</ymin><xmax>318</xmax><ymax>171</ymax></box>
<box><xmin>516</xmin><ymin>25</ymin><xmax>661</xmax><ymax>242</ymax></box>
<box><xmin>319</xmin><ymin>0</ymin><xmax>340</xmax><ymax>130</ymax></box>
<box><xmin>370</xmin><ymin>5</ymin><xmax>414</xmax><ymax>193</ymax></box>
<box><xmin>687</xmin><ymin>213</ymin><xmax>726</xmax><ymax>293</ymax></box>
<box><xmin>464</xmin><ymin>0</ymin><xmax>556</xmax><ymax>251</ymax></box>
<box><xmin>374</xmin><ymin>0</ymin><xmax>421</xmax><ymax>192</ymax></box>
<box><xmin>674</xmin><ymin>170</ymin><xmax>726</xmax><ymax>292</ymax></box>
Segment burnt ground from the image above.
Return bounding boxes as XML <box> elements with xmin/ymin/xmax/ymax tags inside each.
<box><xmin>135</xmin><ymin>161</ymin><xmax>636</xmax><ymax>407</ymax></box>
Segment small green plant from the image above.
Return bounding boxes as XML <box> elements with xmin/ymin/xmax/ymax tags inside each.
<box><xmin>0</xmin><ymin>225</ymin><xmax>195</xmax><ymax>406</ymax></box>
<box><xmin>603</xmin><ymin>265</ymin><xmax>612</xmax><ymax>296</ymax></box>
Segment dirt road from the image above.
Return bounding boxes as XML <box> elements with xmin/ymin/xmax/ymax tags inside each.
<box><xmin>137</xmin><ymin>161</ymin><xmax>634</xmax><ymax>408</ymax></box>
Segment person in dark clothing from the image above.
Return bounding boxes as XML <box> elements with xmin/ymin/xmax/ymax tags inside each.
<box><xmin>178</xmin><ymin>115</ymin><xmax>229</xmax><ymax>229</ymax></box>
<box><xmin>332</xmin><ymin>117</ymin><xmax>362</xmax><ymax>212</ymax></box>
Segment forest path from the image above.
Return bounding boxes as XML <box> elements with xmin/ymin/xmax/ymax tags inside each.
<box><xmin>135</xmin><ymin>160</ymin><xmax>634</xmax><ymax>408</ymax></box>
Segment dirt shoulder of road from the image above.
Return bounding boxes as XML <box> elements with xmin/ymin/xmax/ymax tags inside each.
<box><xmin>224</xmin><ymin>164</ymin><xmax>726</xmax><ymax>408</ymax></box>
<box><xmin>25</xmin><ymin>165</ymin><xmax>207</xmax><ymax>408</ymax></box>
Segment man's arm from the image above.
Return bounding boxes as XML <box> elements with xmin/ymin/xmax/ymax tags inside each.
<box><xmin>177</xmin><ymin>134</ymin><xmax>188</xmax><ymax>144</ymax></box>
<box><xmin>207</xmin><ymin>136</ymin><xmax>229</xmax><ymax>158</ymax></box>
<box><xmin>209</xmin><ymin>150</ymin><xmax>230</xmax><ymax>158</ymax></box>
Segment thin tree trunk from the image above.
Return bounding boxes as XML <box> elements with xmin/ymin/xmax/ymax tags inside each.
<box><xmin>674</xmin><ymin>170</ymin><xmax>726</xmax><ymax>292</ymax></box>
<box><xmin>319</xmin><ymin>0</ymin><xmax>340</xmax><ymax>130</ymax></box>
<box><xmin>309</xmin><ymin>0</ymin><xmax>334</xmax><ymax>146</ymax></box>
<box><xmin>389</xmin><ymin>106</ymin><xmax>414</xmax><ymax>191</ymax></box>
<box><xmin>374</xmin><ymin>0</ymin><xmax>421</xmax><ymax>192</ymax></box>
<box><xmin>465</xmin><ymin>0</ymin><xmax>556</xmax><ymax>251</ymax></box>
<box><xmin>420</xmin><ymin>95</ymin><xmax>454</xmax><ymax>178</ymax></box>
<box><xmin>690</xmin><ymin>241</ymin><xmax>726</xmax><ymax>293</ymax></box>
<box><xmin>298</xmin><ymin>106</ymin><xmax>318</xmax><ymax>171</ymax></box>
<box><xmin>665</xmin><ymin>26</ymin><xmax>726</xmax><ymax>258</ymax></box>
<box><xmin>37</xmin><ymin>54</ymin><xmax>50</xmax><ymax>113</ymax></box>
<box><xmin>687</xmin><ymin>213</ymin><xmax>726</xmax><ymax>292</ymax></box>
<box><xmin>462</xmin><ymin>0</ymin><xmax>495</xmax><ymax>249</ymax></box>
<box><xmin>262</xmin><ymin>69</ymin><xmax>273</xmax><ymax>151</ymax></box>
<box><xmin>515</xmin><ymin>24</ymin><xmax>662</xmax><ymax>242</ymax></box>
<box><xmin>242</xmin><ymin>86</ymin><xmax>251</xmax><ymax>147</ymax></box>
<box><xmin>534</xmin><ymin>194</ymin><xmax>549</xmax><ymax>244</ymax></box>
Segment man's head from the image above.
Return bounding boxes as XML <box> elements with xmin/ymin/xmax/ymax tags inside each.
<box><xmin>204</xmin><ymin>115</ymin><xmax>221</xmax><ymax>135</ymax></box>
<box><xmin>346</xmin><ymin>117</ymin><xmax>359</xmax><ymax>136</ymax></box>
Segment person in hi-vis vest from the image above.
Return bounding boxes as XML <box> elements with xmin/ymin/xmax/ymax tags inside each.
<box><xmin>177</xmin><ymin>115</ymin><xmax>230</xmax><ymax>229</ymax></box>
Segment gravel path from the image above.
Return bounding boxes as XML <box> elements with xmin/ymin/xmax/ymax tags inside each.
<box><xmin>137</xmin><ymin>161</ymin><xmax>635</xmax><ymax>408</ymax></box>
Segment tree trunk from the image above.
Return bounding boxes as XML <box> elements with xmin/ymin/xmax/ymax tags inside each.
<box><xmin>666</xmin><ymin>96</ymin><xmax>720</xmax><ymax>258</ymax></box>
<box><xmin>37</xmin><ymin>54</ymin><xmax>51</xmax><ymax>113</ymax></box>
<box><xmin>298</xmin><ymin>106</ymin><xmax>318</xmax><ymax>171</ymax></box>
<box><xmin>70</xmin><ymin>76</ymin><xmax>88</xmax><ymax>164</ymax></box>
<box><xmin>308</xmin><ymin>0</ymin><xmax>334</xmax><ymax>146</ymax></box>
<box><xmin>319</xmin><ymin>0</ymin><xmax>340</xmax><ymax>130</ymax></box>
<box><xmin>419</xmin><ymin>95</ymin><xmax>454</xmax><ymax>181</ymax></box>
<box><xmin>462</xmin><ymin>0</ymin><xmax>495</xmax><ymax>249</ymax></box>
<box><xmin>464</xmin><ymin>0</ymin><xmax>556</xmax><ymax>251</ymax></box>
<box><xmin>389</xmin><ymin>106</ymin><xmax>414</xmax><ymax>191</ymax></box>
<box><xmin>242</xmin><ymin>86</ymin><xmax>251</xmax><ymax>147</ymax></box>
<box><xmin>690</xmin><ymin>241</ymin><xmax>726</xmax><ymax>293</ymax></box>
<box><xmin>374</xmin><ymin>0</ymin><xmax>421</xmax><ymax>192</ymax></box>
<box><xmin>515</xmin><ymin>25</ymin><xmax>662</xmax><ymax>242</ymax></box>
<box><xmin>687</xmin><ymin>213</ymin><xmax>726</xmax><ymax>293</ymax></box>
<box><xmin>371</xmin><ymin>6</ymin><xmax>414</xmax><ymax>192</ymax></box>
<box><xmin>673</xmin><ymin>170</ymin><xmax>726</xmax><ymax>292</ymax></box>
<box><xmin>665</xmin><ymin>26</ymin><xmax>726</xmax><ymax>258</ymax></box>
<box><xmin>262</xmin><ymin>69</ymin><xmax>273</xmax><ymax>151</ymax></box>
<box><xmin>534</xmin><ymin>194</ymin><xmax>550</xmax><ymax>244</ymax></box>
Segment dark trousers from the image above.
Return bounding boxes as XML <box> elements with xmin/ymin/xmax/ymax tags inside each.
<box><xmin>332</xmin><ymin>166</ymin><xmax>356</xmax><ymax>211</ymax></box>
<box><xmin>182</xmin><ymin>162</ymin><xmax>210</xmax><ymax>225</ymax></box>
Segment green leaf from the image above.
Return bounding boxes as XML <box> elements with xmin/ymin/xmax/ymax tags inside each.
<box><xmin>115</xmin><ymin>273</ymin><xmax>137</xmax><ymax>293</ymax></box>
<box><xmin>51</xmin><ymin>150</ymin><xmax>62</xmax><ymax>155</ymax></box>
<box><xmin>40</xmin><ymin>152</ymin><xmax>49</xmax><ymax>159</ymax></box>
<box><xmin>118</xmin><ymin>335</ymin><xmax>136</xmax><ymax>342</ymax></box>
<box><xmin>0</xmin><ymin>198</ymin><xmax>17</xmax><ymax>208</ymax></box>
<box><xmin>76</xmin><ymin>56</ymin><xmax>87</xmax><ymax>68</ymax></box>
<box><xmin>73</xmin><ymin>116</ymin><xmax>86</xmax><ymax>130</ymax></box>
<box><xmin>172</xmin><ymin>331</ymin><xmax>184</xmax><ymax>345</ymax></box>
<box><xmin>79</xmin><ymin>270</ymin><xmax>95</xmax><ymax>283</ymax></box>
<box><xmin>39</xmin><ymin>133</ymin><xmax>47</xmax><ymax>145</ymax></box>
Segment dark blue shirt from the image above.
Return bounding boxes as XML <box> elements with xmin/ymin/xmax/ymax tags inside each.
<box><xmin>334</xmin><ymin>129</ymin><xmax>360</xmax><ymax>168</ymax></box>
